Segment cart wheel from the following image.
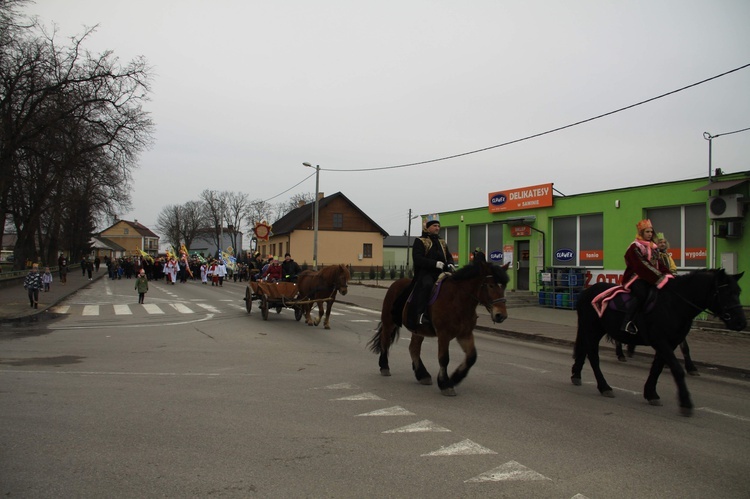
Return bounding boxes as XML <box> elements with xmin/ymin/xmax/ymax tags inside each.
<box><xmin>294</xmin><ymin>307</ymin><xmax>303</xmax><ymax>321</ymax></box>
<box><xmin>261</xmin><ymin>295</ymin><xmax>269</xmax><ymax>320</ymax></box>
<box><xmin>245</xmin><ymin>287</ymin><xmax>252</xmax><ymax>313</ymax></box>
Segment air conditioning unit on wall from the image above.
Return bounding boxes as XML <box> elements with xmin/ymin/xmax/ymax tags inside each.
<box><xmin>708</xmin><ymin>194</ymin><xmax>744</xmax><ymax>220</ymax></box>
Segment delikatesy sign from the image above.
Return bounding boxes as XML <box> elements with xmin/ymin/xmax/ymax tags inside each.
<box><xmin>488</xmin><ymin>183</ymin><xmax>554</xmax><ymax>213</ymax></box>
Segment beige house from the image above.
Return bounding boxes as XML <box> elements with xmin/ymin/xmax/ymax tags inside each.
<box><xmin>98</xmin><ymin>220</ymin><xmax>160</xmax><ymax>260</ymax></box>
<box><xmin>258</xmin><ymin>192</ymin><xmax>388</xmax><ymax>272</ymax></box>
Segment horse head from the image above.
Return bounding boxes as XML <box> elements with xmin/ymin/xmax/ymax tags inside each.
<box><xmin>710</xmin><ymin>269</ymin><xmax>747</xmax><ymax>331</ymax></box>
<box><xmin>336</xmin><ymin>264</ymin><xmax>350</xmax><ymax>296</ymax></box>
<box><xmin>477</xmin><ymin>261</ymin><xmax>510</xmax><ymax>323</ymax></box>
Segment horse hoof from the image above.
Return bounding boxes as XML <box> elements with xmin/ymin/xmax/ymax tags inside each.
<box><xmin>601</xmin><ymin>390</ymin><xmax>615</xmax><ymax>398</ymax></box>
<box><xmin>688</xmin><ymin>371</ymin><xmax>700</xmax><ymax>377</ymax></box>
<box><xmin>441</xmin><ymin>388</ymin><xmax>457</xmax><ymax>396</ymax></box>
<box><xmin>418</xmin><ymin>377</ymin><xmax>433</xmax><ymax>386</ymax></box>
<box><xmin>679</xmin><ymin>407</ymin><xmax>694</xmax><ymax>417</ymax></box>
<box><xmin>571</xmin><ymin>376</ymin><xmax>582</xmax><ymax>386</ymax></box>
<box><xmin>380</xmin><ymin>369</ymin><xmax>391</xmax><ymax>377</ymax></box>
<box><xmin>648</xmin><ymin>399</ymin><xmax>663</xmax><ymax>406</ymax></box>
<box><xmin>324</xmin><ymin>325</ymin><xmax>330</xmax><ymax>330</ymax></box>
<box><xmin>617</xmin><ymin>356</ymin><xmax>627</xmax><ymax>362</ymax></box>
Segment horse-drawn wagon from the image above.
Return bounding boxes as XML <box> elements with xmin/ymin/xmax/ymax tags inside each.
<box><xmin>244</xmin><ymin>281</ymin><xmax>304</xmax><ymax>321</ymax></box>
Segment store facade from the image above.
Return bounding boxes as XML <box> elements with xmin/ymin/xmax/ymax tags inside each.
<box><xmin>433</xmin><ymin>172</ymin><xmax>749</xmax><ymax>306</ymax></box>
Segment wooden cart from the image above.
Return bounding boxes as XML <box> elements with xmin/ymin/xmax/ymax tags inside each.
<box><xmin>244</xmin><ymin>281</ymin><xmax>304</xmax><ymax>321</ymax></box>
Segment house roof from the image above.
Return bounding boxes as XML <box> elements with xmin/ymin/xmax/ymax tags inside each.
<box><xmin>100</xmin><ymin>219</ymin><xmax>159</xmax><ymax>238</ymax></box>
<box><xmin>90</xmin><ymin>236</ymin><xmax>127</xmax><ymax>251</ymax></box>
<box><xmin>384</xmin><ymin>235</ymin><xmax>417</xmax><ymax>248</ymax></box>
<box><xmin>271</xmin><ymin>192</ymin><xmax>389</xmax><ymax>237</ymax></box>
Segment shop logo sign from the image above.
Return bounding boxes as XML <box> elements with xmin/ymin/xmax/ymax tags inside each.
<box><xmin>490</xmin><ymin>193</ymin><xmax>507</xmax><ymax>206</ymax></box>
<box><xmin>489</xmin><ymin>251</ymin><xmax>503</xmax><ymax>262</ymax></box>
<box><xmin>555</xmin><ymin>249</ymin><xmax>574</xmax><ymax>261</ymax></box>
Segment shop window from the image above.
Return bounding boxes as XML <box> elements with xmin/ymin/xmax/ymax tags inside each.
<box><xmin>647</xmin><ymin>204</ymin><xmax>706</xmax><ymax>268</ymax></box>
<box><xmin>363</xmin><ymin>243</ymin><xmax>373</xmax><ymax>259</ymax></box>
<box><xmin>552</xmin><ymin>214</ymin><xmax>603</xmax><ymax>267</ymax></box>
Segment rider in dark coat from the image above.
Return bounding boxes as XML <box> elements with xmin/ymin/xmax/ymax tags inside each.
<box><xmin>407</xmin><ymin>218</ymin><xmax>455</xmax><ymax>329</ymax></box>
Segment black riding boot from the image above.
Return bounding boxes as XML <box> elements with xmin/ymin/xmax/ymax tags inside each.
<box><xmin>621</xmin><ymin>296</ymin><xmax>640</xmax><ymax>334</ymax></box>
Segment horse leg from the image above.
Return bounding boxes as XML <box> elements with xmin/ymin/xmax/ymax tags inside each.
<box><xmin>313</xmin><ymin>301</ymin><xmax>323</xmax><ymax>327</ymax></box>
<box><xmin>449</xmin><ymin>334</ymin><xmax>477</xmax><ymax>389</ymax></box>
<box><xmin>372</xmin><ymin>323</ymin><xmax>392</xmax><ymax>376</ymax></box>
<box><xmin>323</xmin><ymin>300</ymin><xmax>332</xmax><ymax>330</ymax></box>
<box><xmin>409</xmin><ymin>335</ymin><xmax>432</xmax><ymax>385</ymax></box>
<box><xmin>646</xmin><ymin>344</ymin><xmax>693</xmax><ymax>416</ymax></box>
<box><xmin>436</xmin><ymin>334</ymin><xmax>455</xmax><ymax>396</ymax></box>
<box><xmin>587</xmin><ymin>344</ymin><xmax>614</xmax><ymax>397</ymax></box>
<box><xmin>680</xmin><ymin>340</ymin><xmax>699</xmax><ymax>375</ymax></box>
<box><xmin>304</xmin><ymin>303</ymin><xmax>314</xmax><ymax>326</ymax></box>
<box><xmin>615</xmin><ymin>341</ymin><xmax>626</xmax><ymax>362</ymax></box>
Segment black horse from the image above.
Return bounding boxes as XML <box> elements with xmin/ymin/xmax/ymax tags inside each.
<box><xmin>571</xmin><ymin>269</ymin><xmax>746</xmax><ymax>415</ymax></box>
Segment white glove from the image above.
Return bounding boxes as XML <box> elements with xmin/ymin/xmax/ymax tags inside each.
<box><xmin>436</xmin><ymin>261</ymin><xmax>444</xmax><ymax>270</ymax></box>
<box><xmin>447</xmin><ymin>264</ymin><xmax>456</xmax><ymax>272</ymax></box>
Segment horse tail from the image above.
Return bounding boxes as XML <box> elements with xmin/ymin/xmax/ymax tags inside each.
<box><xmin>368</xmin><ymin>322</ymin><xmax>400</xmax><ymax>354</ymax></box>
<box><xmin>573</xmin><ymin>285</ymin><xmax>601</xmax><ymax>359</ymax></box>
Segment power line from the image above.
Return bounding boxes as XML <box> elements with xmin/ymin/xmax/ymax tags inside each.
<box><xmin>261</xmin><ymin>171</ymin><xmax>316</xmax><ymax>203</ymax></box>
<box><xmin>319</xmin><ymin>62</ymin><xmax>750</xmax><ymax>173</ymax></box>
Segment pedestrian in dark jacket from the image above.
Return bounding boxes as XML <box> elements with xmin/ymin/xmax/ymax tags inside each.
<box><xmin>135</xmin><ymin>269</ymin><xmax>149</xmax><ymax>304</ymax></box>
<box><xmin>23</xmin><ymin>263</ymin><xmax>43</xmax><ymax>309</ymax></box>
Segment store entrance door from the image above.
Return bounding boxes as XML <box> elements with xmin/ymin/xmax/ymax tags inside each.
<box><xmin>516</xmin><ymin>240</ymin><xmax>530</xmax><ymax>290</ymax></box>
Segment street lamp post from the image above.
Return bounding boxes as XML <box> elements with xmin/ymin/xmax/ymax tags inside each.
<box><xmin>302</xmin><ymin>162</ymin><xmax>320</xmax><ymax>270</ymax></box>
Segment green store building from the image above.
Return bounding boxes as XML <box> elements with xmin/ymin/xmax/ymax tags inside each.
<box><xmin>432</xmin><ymin>171</ymin><xmax>749</xmax><ymax>308</ymax></box>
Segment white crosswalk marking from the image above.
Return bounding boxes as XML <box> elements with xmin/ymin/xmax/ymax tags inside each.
<box><xmin>82</xmin><ymin>305</ymin><xmax>99</xmax><ymax>316</ymax></box>
<box><xmin>169</xmin><ymin>303</ymin><xmax>194</xmax><ymax>314</ymax></box>
<box><xmin>114</xmin><ymin>304</ymin><xmax>132</xmax><ymax>315</ymax></box>
<box><xmin>194</xmin><ymin>303</ymin><xmax>221</xmax><ymax>313</ymax></box>
<box><xmin>142</xmin><ymin>304</ymin><xmax>164</xmax><ymax>314</ymax></box>
<box><xmin>52</xmin><ymin>305</ymin><xmax>70</xmax><ymax>314</ymax></box>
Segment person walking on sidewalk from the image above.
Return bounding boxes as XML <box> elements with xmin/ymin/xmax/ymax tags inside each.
<box><xmin>42</xmin><ymin>266</ymin><xmax>53</xmax><ymax>292</ymax></box>
<box><xmin>135</xmin><ymin>269</ymin><xmax>149</xmax><ymax>304</ymax></box>
<box><xmin>407</xmin><ymin>218</ymin><xmax>455</xmax><ymax>329</ymax></box>
<box><xmin>58</xmin><ymin>253</ymin><xmax>68</xmax><ymax>285</ymax></box>
<box><xmin>23</xmin><ymin>263</ymin><xmax>43</xmax><ymax>309</ymax></box>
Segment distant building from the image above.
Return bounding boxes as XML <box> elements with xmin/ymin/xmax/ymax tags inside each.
<box><xmin>190</xmin><ymin>229</ymin><xmax>243</xmax><ymax>260</ymax></box>
<box><xmin>262</xmin><ymin>192</ymin><xmax>388</xmax><ymax>272</ymax></box>
<box><xmin>98</xmin><ymin>220</ymin><xmax>159</xmax><ymax>260</ymax></box>
<box><xmin>383</xmin><ymin>235</ymin><xmax>417</xmax><ymax>269</ymax></box>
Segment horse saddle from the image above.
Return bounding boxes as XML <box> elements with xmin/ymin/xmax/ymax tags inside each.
<box><xmin>592</xmin><ymin>285</ymin><xmax>658</xmax><ymax>320</ymax></box>
<box><xmin>393</xmin><ymin>274</ymin><xmax>450</xmax><ymax>326</ymax></box>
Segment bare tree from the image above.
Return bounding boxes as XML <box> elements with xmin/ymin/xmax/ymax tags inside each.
<box><xmin>200</xmin><ymin>189</ymin><xmax>228</xmax><ymax>256</ymax></box>
<box><xmin>223</xmin><ymin>191</ymin><xmax>248</xmax><ymax>255</ymax></box>
<box><xmin>155</xmin><ymin>205</ymin><xmax>182</xmax><ymax>252</ymax></box>
<box><xmin>179</xmin><ymin>200</ymin><xmax>205</xmax><ymax>252</ymax></box>
<box><xmin>1</xmin><ymin>10</ymin><xmax>153</xmax><ymax>267</ymax></box>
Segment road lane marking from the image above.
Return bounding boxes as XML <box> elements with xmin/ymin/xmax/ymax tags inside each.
<box><xmin>422</xmin><ymin>439</ymin><xmax>496</xmax><ymax>456</ymax></box>
<box><xmin>356</xmin><ymin>406</ymin><xmax>415</xmax><ymax>417</ymax></box>
<box><xmin>143</xmin><ymin>304</ymin><xmax>164</xmax><ymax>314</ymax></box>
<box><xmin>170</xmin><ymin>303</ymin><xmax>194</xmax><ymax>314</ymax></box>
<box><xmin>465</xmin><ymin>461</ymin><xmax>550</xmax><ymax>482</ymax></box>
<box><xmin>333</xmin><ymin>392</ymin><xmax>384</xmax><ymax>401</ymax></box>
<box><xmin>82</xmin><ymin>305</ymin><xmax>99</xmax><ymax>316</ymax></box>
<box><xmin>383</xmin><ymin>420</ymin><xmax>451</xmax><ymax>433</ymax></box>
<box><xmin>195</xmin><ymin>303</ymin><xmax>222</xmax><ymax>313</ymax></box>
<box><xmin>48</xmin><ymin>314</ymin><xmax>215</xmax><ymax>330</ymax></box>
<box><xmin>114</xmin><ymin>304</ymin><xmax>132</xmax><ymax>315</ymax></box>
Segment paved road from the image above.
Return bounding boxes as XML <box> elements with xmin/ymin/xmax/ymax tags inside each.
<box><xmin>1</xmin><ymin>277</ymin><xmax>749</xmax><ymax>497</ymax></box>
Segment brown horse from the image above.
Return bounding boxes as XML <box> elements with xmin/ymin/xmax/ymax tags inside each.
<box><xmin>368</xmin><ymin>261</ymin><xmax>510</xmax><ymax>396</ymax></box>
<box><xmin>296</xmin><ymin>264</ymin><xmax>350</xmax><ymax>329</ymax></box>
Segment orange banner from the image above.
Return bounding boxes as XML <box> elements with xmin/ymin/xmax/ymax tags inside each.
<box><xmin>488</xmin><ymin>183</ymin><xmax>554</xmax><ymax>213</ymax></box>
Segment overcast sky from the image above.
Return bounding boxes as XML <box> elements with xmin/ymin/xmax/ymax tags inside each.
<box><xmin>28</xmin><ymin>1</ymin><xmax>750</xmax><ymax>238</ymax></box>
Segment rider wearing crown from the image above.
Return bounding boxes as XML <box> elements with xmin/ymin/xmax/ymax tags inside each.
<box><xmin>621</xmin><ymin>219</ymin><xmax>672</xmax><ymax>334</ymax></box>
<box><xmin>407</xmin><ymin>217</ymin><xmax>455</xmax><ymax>329</ymax></box>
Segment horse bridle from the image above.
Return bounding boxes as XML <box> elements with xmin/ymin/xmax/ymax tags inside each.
<box><xmin>668</xmin><ymin>280</ymin><xmax>742</xmax><ymax>322</ymax></box>
<box><xmin>474</xmin><ymin>274</ymin><xmax>507</xmax><ymax>320</ymax></box>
